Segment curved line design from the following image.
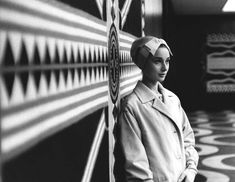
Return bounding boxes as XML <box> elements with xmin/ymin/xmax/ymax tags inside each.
<box><xmin>198</xmin><ymin>170</ymin><xmax>230</xmax><ymax>182</ymax></box>
<box><xmin>190</xmin><ymin>110</ymin><xmax>235</xmax><ymax>181</ymax></box>
<box><xmin>208</xmin><ymin>78</ymin><xmax>235</xmax><ymax>84</ymax></box>
<box><xmin>193</xmin><ymin>128</ymin><xmax>212</xmax><ymax>137</ymax></box>
<box><xmin>207</xmin><ymin>50</ymin><xmax>235</xmax><ymax>58</ymax></box>
<box><xmin>202</xmin><ymin>154</ymin><xmax>235</xmax><ymax>170</ymax></box>
<box><xmin>207</xmin><ymin>70</ymin><xmax>235</xmax><ymax>77</ymax></box>
<box><xmin>207</xmin><ymin>42</ymin><xmax>235</xmax><ymax>48</ymax></box>
<box><xmin>200</xmin><ymin>133</ymin><xmax>235</xmax><ymax>146</ymax></box>
<box><xmin>196</xmin><ymin>144</ymin><xmax>219</xmax><ymax>156</ymax></box>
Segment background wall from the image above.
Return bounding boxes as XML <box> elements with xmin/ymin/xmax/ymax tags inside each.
<box><xmin>144</xmin><ymin>0</ymin><xmax>163</xmax><ymax>37</ymax></box>
<box><xmin>163</xmin><ymin>5</ymin><xmax>235</xmax><ymax>111</ymax></box>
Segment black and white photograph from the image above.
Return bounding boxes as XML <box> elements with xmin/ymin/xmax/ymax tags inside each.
<box><xmin>0</xmin><ymin>0</ymin><xmax>235</xmax><ymax>182</ymax></box>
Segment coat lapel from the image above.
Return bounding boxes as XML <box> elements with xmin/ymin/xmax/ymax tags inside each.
<box><xmin>134</xmin><ymin>81</ymin><xmax>182</xmax><ymax>132</ymax></box>
<box><xmin>152</xmin><ymin>96</ymin><xmax>181</xmax><ymax>131</ymax></box>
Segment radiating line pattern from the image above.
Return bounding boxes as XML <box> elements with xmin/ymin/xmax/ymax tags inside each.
<box><xmin>0</xmin><ymin>0</ymin><xmax>139</xmax><ymax>163</ymax></box>
<box><xmin>189</xmin><ymin>110</ymin><xmax>235</xmax><ymax>182</ymax></box>
<box><xmin>81</xmin><ymin>109</ymin><xmax>106</xmax><ymax>182</ymax></box>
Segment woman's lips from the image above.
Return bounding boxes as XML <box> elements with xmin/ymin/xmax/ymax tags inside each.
<box><xmin>159</xmin><ymin>74</ymin><xmax>166</xmax><ymax>77</ymax></box>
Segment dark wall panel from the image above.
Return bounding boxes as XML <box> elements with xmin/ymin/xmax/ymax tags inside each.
<box><xmin>164</xmin><ymin>13</ymin><xmax>235</xmax><ymax>111</ymax></box>
<box><xmin>121</xmin><ymin>0</ymin><xmax>142</xmax><ymax>37</ymax></box>
<box><xmin>2</xmin><ymin>108</ymin><xmax>108</xmax><ymax>182</ymax></box>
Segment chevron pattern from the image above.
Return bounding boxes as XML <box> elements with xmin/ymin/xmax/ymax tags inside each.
<box><xmin>0</xmin><ymin>30</ymin><xmax>109</xmax><ymax>109</ymax></box>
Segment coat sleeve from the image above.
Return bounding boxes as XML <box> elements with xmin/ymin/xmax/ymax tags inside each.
<box><xmin>181</xmin><ymin>108</ymin><xmax>199</xmax><ymax>173</ymax></box>
<box><xmin>119</xmin><ymin>105</ymin><xmax>154</xmax><ymax>182</ymax></box>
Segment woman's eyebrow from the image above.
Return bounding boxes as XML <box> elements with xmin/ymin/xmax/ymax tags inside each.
<box><xmin>152</xmin><ymin>56</ymin><xmax>170</xmax><ymax>60</ymax></box>
<box><xmin>152</xmin><ymin>57</ymin><xmax>162</xmax><ymax>60</ymax></box>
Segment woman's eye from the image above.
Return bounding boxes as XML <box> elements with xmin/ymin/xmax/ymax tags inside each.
<box><xmin>152</xmin><ymin>59</ymin><xmax>161</xmax><ymax>64</ymax></box>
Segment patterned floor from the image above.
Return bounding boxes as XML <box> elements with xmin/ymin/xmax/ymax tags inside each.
<box><xmin>188</xmin><ymin>110</ymin><xmax>235</xmax><ymax>182</ymax></box>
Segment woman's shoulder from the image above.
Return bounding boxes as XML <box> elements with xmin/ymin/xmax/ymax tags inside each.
<box><xmin>121</xmin><ymin>92</ymin><xmax>139</xmax><ymax>105</ymax></box>
<box><xmin>120</xmin><ymin>91</ymin><xmax>141</xmax><ymax>111</ymax></box>
<box><xmin>164</xmin><ymin>87</ymin><xmax>181</xmax><ymax>103</ymax></box>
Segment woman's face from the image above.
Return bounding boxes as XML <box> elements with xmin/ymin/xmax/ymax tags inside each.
<box><xmin>142</xmin><ymin>46</ymin><xmax>170</xmax><ymax>83</ymax></box>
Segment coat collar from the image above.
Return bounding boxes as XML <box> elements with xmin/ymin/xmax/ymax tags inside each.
<box><xmin>133</xmin><ymin>81</ymin><xmax>173</xmax><ymax>103</ymax></box>
<box><xmin>133</xmin><ymin>81</ymin><xmax>181</xmax><ymax>131</ymax></box>
<box><xmin>133</xmin><ymin>81</ymin><xmax>156</xmax><ymax>103</ymax></box>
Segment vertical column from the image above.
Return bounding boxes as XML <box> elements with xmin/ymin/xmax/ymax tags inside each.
<box><xmin>0</xmin><ymin>119</ymin><xmax>2</xmax><ymax>182</ymax></box>
<box><xmin>0</xmin><ymin>47</ymin><xmax>2</xmax><ymax>182</ymax></box>
<box><xmin>107</xmin><ymin>0</ymin><xmax>120</xmax><ymax>181</ymax></box>
<box><xmin>141</xmin><ymin>0</ymin><xmax>145</xmax><ymax>37</ymax></box>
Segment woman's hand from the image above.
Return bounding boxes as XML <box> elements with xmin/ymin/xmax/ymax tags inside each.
<box><xmin>177</xmin><ymin>168</ymin><xmax>196</xmax><ymax>182</ymax></box>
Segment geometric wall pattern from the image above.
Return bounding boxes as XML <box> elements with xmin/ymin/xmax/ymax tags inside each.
<box><xmin>206</xmin><ymin>33</ymin><xmax>235</xmax><ymax>93</ymax></box>
<box><xmin>0</xmin><ymin>0</ymin><xmax>141</xmax><ymax>174</ymax></box>
<box><xmin>189</xmin><ymin>110</ymin><xmax>235</xmax><ymax>182</ymax></box>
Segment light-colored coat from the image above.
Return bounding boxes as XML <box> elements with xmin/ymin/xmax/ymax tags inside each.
<box><xmin>119</xmin><ymin>81</ymin><xmax>198</xmax><ymax>182</ymax></box>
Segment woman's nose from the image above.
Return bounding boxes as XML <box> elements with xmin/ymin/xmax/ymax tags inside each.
<box><xmin>161</xmin><ymin>62</ymin><xmax>167</xmax><ymax>71</ymax></box>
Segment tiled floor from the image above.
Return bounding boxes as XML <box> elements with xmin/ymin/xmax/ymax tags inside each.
<box><xmin>188</xmin><ymin>110</ymin><xmax>235</xmax><ymax>182</ymax></box>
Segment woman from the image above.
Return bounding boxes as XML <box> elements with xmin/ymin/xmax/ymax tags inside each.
<box><xmin>118</xmin><ymin>36</ymin><xmax>199</xmax><ymax>182</ymax></box>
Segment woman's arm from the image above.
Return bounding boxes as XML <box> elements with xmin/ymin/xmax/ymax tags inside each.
<box><xmin>178</xmin><ymin>108</ymin><xmax>199</xmax><ymax>182</ymax></box>
<box><xmin>182</xmin><ymin>108</ymin><xmax>199</xmax><ymax>172</ymax></box>
<box><xmin>119</xmin><ymin>105</ymin><xmax>154</xmax><ymax>182</ymax></box>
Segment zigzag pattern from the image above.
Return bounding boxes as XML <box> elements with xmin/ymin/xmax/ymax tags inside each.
<box><xmin>0</xmin><ymin>30</ymin><xmax>108</xmax><ymax>109</ymax></box>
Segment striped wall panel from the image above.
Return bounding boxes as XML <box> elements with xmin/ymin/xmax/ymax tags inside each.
<box><xmin>119</xmin><ymin>32</ymin><xmax>142</xmax><ymax>96</ymax></box>
<box><xmin>0</xmin><ymin>0</ymin><xmax>142</xmax><ymax>174</ymax></box>
<box><xmin>0</xmin><ymin>0</ymin><xmax>108</xmax><ymax>162</ymax></box>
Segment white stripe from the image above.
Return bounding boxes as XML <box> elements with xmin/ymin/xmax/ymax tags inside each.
<box><xmin>120</xmin><ymin>84</ymin><xmax>136</xmax><ymax>96</ymax></box>
<box><xmin>3</xmin><ymin>0</ymin><xmax>106</xmax><ymax>32</ymax></box>
<box><xmin>2</xmin><ymin>85</ymin><xmax>108</xmax><ymax>131</ymax></box>
<box><xmin>120</xmin><ymin>33</ymin><xmax>135</xmax><ymax>42</ymax></box>
<box><xmin>120</xmin><ymin>73</ymin><xmax>142</xmax><ymax>96</ymax></box>
<box><xmin>2</xmin><ymin>96</ymin><xmax>108</xmax><ymax>153</ymax></box>
<box><xmin>120</xmin><ymin>41</ymin><xmax>131</xmax><ymax>49</ymax></box>
<box><xmin>121</xmin><ymin>0</ymin><xmax>133</xmax><ymax>28</ymax></box>
<box><xmin>120</xmin><ymin>73</ymin><xmax>142</xmax><ymax>87</ymax></box>
<box><xmin>0</xmin><ymin>8</ymin><xmax>107</xmax><ymax>42</ymax></box>
<box><xmin>95</xmin><ymin>0</ymin><xmax>103</xmax><ymax>18</ymax></box>
<box><xmin>82</xmin><ymin>110</ymin><xmax>106</xmax><ymax>182</ymax></box>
